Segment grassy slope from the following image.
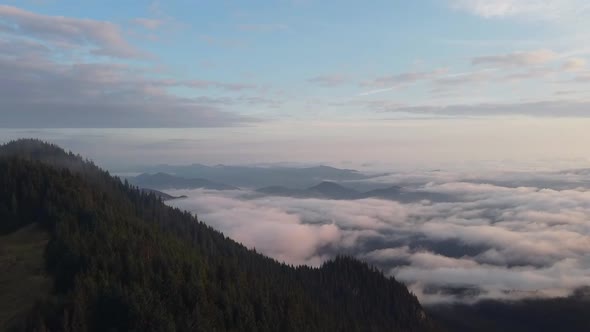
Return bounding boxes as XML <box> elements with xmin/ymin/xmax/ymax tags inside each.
<box><xmin>0</xmin><ymin>224</ymin><xmax>51</xmax><ymax>330</ymax></box>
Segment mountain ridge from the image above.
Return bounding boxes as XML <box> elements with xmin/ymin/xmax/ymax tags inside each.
<box><xmin>130</xmin><ymin>172</ymin><xmax>236</xmax><ymax>190</ymax></box>
<box><xmin>255</xmin><ymin>181</ymin><xmax>454</xmax><ymax>203</ymax></box>
<box><xmin>127</xmin><ymin>162</ymin><xmax>377</xmax><ymax>189</ymax></box>
<box><xmin>0</xmin><ymin>139</ymin><xmax>440</xmax><ymax>332</ymax></box>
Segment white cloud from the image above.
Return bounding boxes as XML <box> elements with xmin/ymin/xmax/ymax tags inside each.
<box><xmin>308</xmin><ymin>74</ymin><xmax>348</xmax><ymax>87</ymax></box>
<box><xmin>450</xmin><ymin>0</ymin><xmax>590</xmax><ymax>21</ymax></box>
<box><xmin>132</xmin><ymin>18</ymin><xmax>164</xmax><ymax>30</ymax></box>
<box><xmin>360</xmin><ymin>69</ymin><xmax>448</xmax><ymax>88</ymax></box>
<box><xmin>472</xmin><ymin>49</ymin><xmax>558</xmax><ymax>67</ymax></box>
<box><xmin>361</xmin><ymin>100</ymin><xmax>590</xmax><ymax>117</ymax></box>
<box><xmin>164</xmin><ymin>169</ymin><xmax>590</xmax><ymax>303</ymax></box>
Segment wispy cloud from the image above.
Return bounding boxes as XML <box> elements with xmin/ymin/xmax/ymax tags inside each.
<box><xmin>0</xmin><ymin>26</ymin><xmax>265</xmax><ymax>127</ymax></box>
<box><xmin>0</xmin><ymin>5</ymin><xmax>144</xmax><ymax>58</ymax></box>
<box><xmin>472</xmin><ymin>49</ymin><xmax>558</xmax><ymax>67</ymax></box>
<box><xmin>563</xmin><ymin>58</ymin><xmax>587</xmax><ymax>71</ymax></box>
<box><xmin>308</xmin><ymin>74</ymin><xmax>348</xmax><ymax>87</ymax></box>
<box><xmin>358</xmin><ymin>69</ymin><xmax>448</xmax><ymax>96</ymax></box>
<box><xmin>361</xmin><ymin>69</ymin><xmax>448</xmax><ymax>88</ymax></box>
<box><xmin>449</xmin><ymin>0</ymin><xmax>590</xmax><ymax>21</ymax></box>
<box><xmin>237</xmin><ymin>23</ymin><xmax>289</xmax><ymax>32</ymax></box>
<box><xmin>132</xmin><ymin>18</ymin><xmax>164</xmax><ymax>30</ymax></box>
<box><xmin>373</xmin><ymin>100</ymin><xmax>590</xmax><ymax>117</ymax></box>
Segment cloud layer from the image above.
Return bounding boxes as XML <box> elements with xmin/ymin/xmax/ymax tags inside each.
<box><xmin>165</xmin><ymin>170</ymin><xmax>590</xmax><ymax>304</ymax></box>
<box><xmin>0</xmin><ymin>5</ymin><xmax>269</xmax><ymax>128</ymax></box>
<box><xmin>0</xmin><ymin>5</ymin><xmax>142</xmax><ymax>58</ymax></box>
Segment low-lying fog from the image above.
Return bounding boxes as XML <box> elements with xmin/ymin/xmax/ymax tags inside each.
<box><xmin>164</xmin><ymin>169</ymin><xmax>590</xmax><ymax>304</ymax></box>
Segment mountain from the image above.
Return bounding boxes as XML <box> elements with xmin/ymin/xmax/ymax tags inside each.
<box><xmin>307</xmin><ymin>181</ymin><xmax>360</xmax><ymax>199</ymax></box>
<box><xmin>362</xmin><ymin>187</ymin><xmax>453</xmax><ymax>203</ymax></box>
<box><xmin>255</xmin><ymin>182</ymin><xmax>360</xmax><ymax>200</ymax></box>
<box><xmin>256</xmin><ymin>182</ymin><xmax>455</xmax><ymax>203</ymax></box>
<box><xmin>0</xmin><ymin>139</ymin><xmax>439</xmax><ymax>332</ymax></box>
<box><xmin>127</xmin><ymin>163</ymin><xmax>377</xmax><ymax>189</ymax></box>
<box><xmin>362</xmin><ymin>186</ymin><xmax>404</xmax><ymax>199</ymax></box>
<box><xmin>255</xmin><ymin>186</ymin><xmax>309</xmax><ymax>197</ymax></box>
<box><xmin>129</xmin><ymin>172</ymin><xmax>236</xmax><ymax>190</ymax></box>
<box><xmin>140</xmin><ymin>188</ymin><xmax>187</xmax><ymax>201</ymax></box>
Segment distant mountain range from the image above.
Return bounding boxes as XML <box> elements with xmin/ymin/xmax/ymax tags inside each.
<box><xmin>257</xmin><ymin>181</ymin><xmax>454</xmax><ymax>203</ymax></box>
<box><xmin>128</xmin><ymin>171</ymin><xmax>454</xmax><ymax>203</ymax></box>
<box><xmin>129</xmin><ymin>172</ymin><xmax>237</xmax><ymax>190</ymax></box>
<box><xmin>127</xmin><ymin>163</ymin><xmax>379</xmax><ymax>188</ymax></box>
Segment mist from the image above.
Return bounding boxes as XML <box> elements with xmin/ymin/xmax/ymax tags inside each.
<box><xmin>164</xmin><ymin>169</ymin><xmax>590</xmax><ymax>304</ymax></box>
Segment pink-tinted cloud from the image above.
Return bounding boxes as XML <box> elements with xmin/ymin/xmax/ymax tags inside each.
<box><xmin>163</xmin><ymin>171</ymin><xmax>590</xmax><ymax>303</ymax></box>
<box><xmin>0</xmin><ymin>5</ymin><xmax>143</xmax><ymax>58</ymax></box>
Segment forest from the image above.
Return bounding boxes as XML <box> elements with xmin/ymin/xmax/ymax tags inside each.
<box><xmin>0</xmin><ymin>139</ymin><xmax>439</xmax><ymax>332</ymax></box>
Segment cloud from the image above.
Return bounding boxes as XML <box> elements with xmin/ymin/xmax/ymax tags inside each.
<box><xmin>237</xmin><ymin>23</ymin><xmax>288</xmax><ymax>32</ymax></box>
<box><xmin>308</xmin><ymin>74</ymin><xmax>348</xmax><ymax>87</ymax></box>
<box><xmin>198</xmin><ymin>34</ymin><xmax>247</xmax><ymax>48</ymax></box>
<box><xmin>132</xmin><ymin>18</ymin><xmax>164</xmax><ymax>30</ymax></box>
<box><xmin>0</xmin><ymin>5</ymin><xmax>268</xmax><ymax>128</ymax></box>
<box><xmin>433</xmin><ymin>69</ymin><xmax>495</xmax><ymax>87</ymax></box>
<box><xmin>472</xmin><ymin>50</ymin><xmax>557</xmax><ymax>67</ymax></box>
<box><xmin>573</xmin><ymin>72</ymin><xmax>590</xmax><ymax>82</ymax></box>
<box><xmin>449</xmin><ymin>0</ymin><xmax>590</xmax><ymax>21</ymax></box>
<box><xmin>361</xmin><ymin>69</ymin><xmax>448</xmax><ymax>88</ymax></box>
<box><xmin>354</xmin><ymin>99</ymin><xmax>590</xmax><ymax>117</ymax></box>
<box><xmin>166</xmin><ymin>190</ymin><xmax>344</xmax><ymax>266</ymax></box>
<box><xmin>0</xmin><ymin>37</ymin><xmax>50</xmax><ymax>58</ymax></box>
<box><xmin>0</xmin><ymin>38</ymin><xmax>259</xmax><ymax>128</ymax></box>
<box><xmin>563</xmin><ymin>58</ymin><xmax>587</xmax><ymax>71</ymax></box>
<box><xmin>0</xmin><ymin>5</ymin><xmax>143</xmax><ymax>58</ymax></box>
<box><xmin>163</xmin><ymin>169</ymin><xmax>590</xmax><ymax>303</ymax></box>
<box><xmin>152</xmin><ymin>79</ymin><xmax>258</xmax><ymax>91</ymax></box>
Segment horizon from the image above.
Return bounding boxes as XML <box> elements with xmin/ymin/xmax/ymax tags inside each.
<box><xmin>2</xmin><ymin>1</ymin><xmax>590</xmax><ymax>331</ymax></box>
<box><xmin>1</xmin><ymin>1</ymin><xmax>590</xmax><ymax>171</ymax></box>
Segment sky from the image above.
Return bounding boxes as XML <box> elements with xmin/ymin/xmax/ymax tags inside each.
<box><xmin>1</xmin><ymin>0</ymin><xmax>590</xmax><ymax>168</ymax></box>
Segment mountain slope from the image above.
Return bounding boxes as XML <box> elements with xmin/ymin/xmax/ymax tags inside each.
<box><xmin>140</xmin><ymin>188</ymin><xmax>187</xmax><ymax>201</ymax></box>
<box><xmin>0</xmin><ymin>224</ymin><xmax>51</xmax><ymax>330</ymax></box>
<box><xmin>0</xmin><ymin>139</ymin><xmax>439</xmax><ymax>332</ymax></box>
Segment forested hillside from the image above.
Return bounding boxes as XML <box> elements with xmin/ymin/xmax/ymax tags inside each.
<box><xmin>0</xmin><ymin>139</ymin><xmax>439</xmax><ymax>332</ymax></box>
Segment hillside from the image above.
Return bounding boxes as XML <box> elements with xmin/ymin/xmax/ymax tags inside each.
<box><xmin>0</xmin><ymin>139</ymin><xmax>439</xmax><ymax>332</ymax></box>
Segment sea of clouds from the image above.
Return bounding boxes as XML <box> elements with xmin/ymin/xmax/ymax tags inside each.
<box><xmin>165</xmin><ymin>169</ymin><xmax>590</xmax><ymax>304</ymax></box>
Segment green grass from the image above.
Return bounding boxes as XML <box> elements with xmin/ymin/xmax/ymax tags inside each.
<box><xmin>0</xmin><ymin>224</ymin><xmax>51</xmax><ymax>330</ymax></box>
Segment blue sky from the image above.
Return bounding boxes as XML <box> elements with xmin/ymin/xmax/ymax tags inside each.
<box><xmin>1</xmin><ymin>0</ymin><xmax>590</xmax><ymax>167</ymax></box>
